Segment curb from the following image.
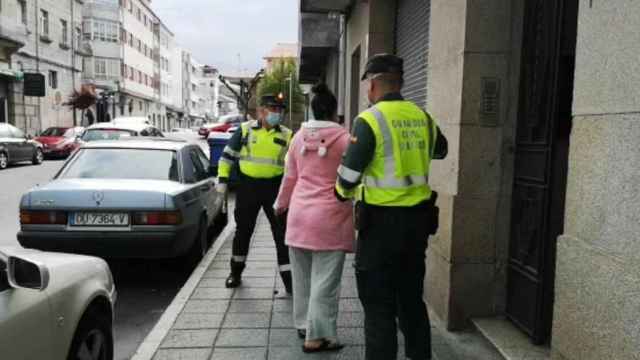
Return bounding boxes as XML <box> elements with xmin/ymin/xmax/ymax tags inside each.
<box><xmin>131</xmin><ymin>219</ymin><xmax>235</xmax><ymax>360</ymax></box>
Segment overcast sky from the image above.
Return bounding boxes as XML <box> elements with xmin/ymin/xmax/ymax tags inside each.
<box><xmin>152</xmin><ymin>0</ymin><xmax>299</xmax><ymax>75</ymax></box>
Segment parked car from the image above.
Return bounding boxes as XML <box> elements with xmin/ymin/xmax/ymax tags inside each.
<box><xmin>207</xmin><ymin>114</ymin><xmax>245</xmax><ymax>135</ymax></box>
<box><xmin>36</xmin><ymin>126</ymin><xmax>85</xmax><ymax>159</ymax></box>
<box><xmin>18</xmin><ymin>138</ymin><xmax>228</xmax><ymax>263</ymax></box>
<box><xmin>198</xmin><ymin>123</ymin><xmax>219</xmax><ymax>138</ymax></box>
<box><xmin>0</xmin><ymin>123</ymin><xmax>44</xmax><ymax>170</ymax></box>
<box><xmin>0</xmin><ymin>247</ymin><xmax>116</xmax><ymax>360</ymax></box>
<box><xmin>112</xmin><ymin>116</ymin><xmax>151</xmax><ymax>126</ymax></box>
<box><xmin>80</xmin><ymin>121</ymin><xmax>163</xmax><ymax>143</ymax></box>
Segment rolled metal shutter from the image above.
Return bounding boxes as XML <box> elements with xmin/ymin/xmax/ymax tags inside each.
<box><xmin>395</xmin><ymin>0</ymin><xmax>430</xmax><ymax>109</ymax></box>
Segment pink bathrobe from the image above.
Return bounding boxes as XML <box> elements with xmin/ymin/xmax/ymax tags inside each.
<box><xmin>275</xmin><ymin>120</ymin><xmax>355</xmax><ymax>252</ymax></box>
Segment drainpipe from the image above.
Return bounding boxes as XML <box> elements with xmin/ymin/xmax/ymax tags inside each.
<box><xmin>35</xmin><ymin>0</ymin><xmax>41</xmax><ymax>134</ymax></box>
<box><xmin>70</xmin><ymin>0</ymin><xmax>77</xmax><ymax>126</ymax></box>
<box><xmin>338</xmin><ymin>14</ymin><xmax>347</xmax><ymax>126</ymax></box>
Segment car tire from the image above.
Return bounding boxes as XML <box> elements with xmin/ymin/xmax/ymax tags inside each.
<box><xmin>0</xmin><ymin>152</ymin><xmax>8</xmax><ymax>170</ymax></box>
<box><xmin>184</xmin><ymin>217</ymin><xmax>208</xmax><ymax>267</ymax></box>
<box><xmin>67</xmin><ymin>309</ymin><xmax>113</xmax><ymax>360</ymax></box>
<box><xmin>32</xmin><ymin>148</ymin><xmax>43</xmax><ymax>165</ymax></box>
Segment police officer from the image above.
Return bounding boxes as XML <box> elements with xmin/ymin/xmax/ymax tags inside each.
<box><xmin>217</xmin><ymin>94</ymin><xmax>293</xmax><ymax>294</ymax></box>
<box><xmin>335</xmin><ymin>54</ymin><xmax>448</xmax><ymax>360</ymax></box>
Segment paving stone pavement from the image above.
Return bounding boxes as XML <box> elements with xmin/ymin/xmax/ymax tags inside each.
<box><xmin>152</xmin><ymin>213</ymin><xmax>495</xmax><ymax>360</ymax></box>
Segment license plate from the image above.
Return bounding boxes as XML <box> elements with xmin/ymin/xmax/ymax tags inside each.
<box><xmin>71</xmin><ymin>212</ymin><xmax>130</xmax><ymax>227</ymax></box>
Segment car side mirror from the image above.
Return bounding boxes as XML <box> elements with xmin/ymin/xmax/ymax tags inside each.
<box><xmin>7</xmin><ymin>256</ymin><xmax>49</xmax><ymax>291</ymax></box>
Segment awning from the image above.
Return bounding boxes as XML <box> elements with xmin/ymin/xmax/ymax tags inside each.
<box><xmin>0</xmin><ymin>69</ymin><xmax>24</xmax><ymax>81</ymax></box>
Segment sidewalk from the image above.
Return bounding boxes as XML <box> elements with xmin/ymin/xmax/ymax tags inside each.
<box><xmin>148</xmin><ymin>213</ymin><xmax>503</xmax><ymax>360</ymax></box>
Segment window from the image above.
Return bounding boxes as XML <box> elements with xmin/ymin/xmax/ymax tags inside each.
<box><xmin>41</xmin><ymin>9</ymin><xmax>50</xmax><ymax>36</ymax></box>
<box><xmin>75</xmin><ymin>26</ymin><xmax>82</xmax><ymax>48</ymax></box>
<box><xmin>95</xmin><ymin>59</ymin><xmax>106</xmax><ymax>77</ymax></box>
<box><xmin>143</xmin><ymin>14</ymin><xmax>147</xmax><ymax>26</ymax></box>
<box><xmin>83</xmin><ymin>20</ymin><xmax>91</xmax><ymax>40</ymax></box>
<box><xmin>189</xmin><ymin>149</ymin><xmax>208</xmax><ymax>182</ymax></box>
<box><xmin>49</xmin><ymin>70</ymin><xmax>58</xmax><ymax>89</ymax></box>
<box><xmin>139</xmin><ymin>101</ymin><xmax>143</xmax><ymax>111</ymax></box>
<box><xmin>60</xmin><ymin>19</ymin><xmax>68</xmax><ymax>45</ymax></box>
<box><xmin>9</xmin><ymin>125</ymin><xmax>25</xmax><ymax>139</ymax></box>
<box><xmin>59</xmin><ymin>149</ymin><xmax>179</xmax><ymax>182</ymax></box>
<box><xmin>136</xmin><ymin>8</ymin><xmax>141</xmax><ymax>21</ymax></box>
<box><xmin>18</xmin><ymin>0</ymin><xmax>27</xmax><ymax>25</ymax></box>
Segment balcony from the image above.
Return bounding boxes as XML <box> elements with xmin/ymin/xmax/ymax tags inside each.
<box><xmin>300</xmin><ymin>0</ymin><xmax>353</xmax><ymax>13</ymax></box>
<box><xmin>0</xmin><ymin>19</ymin><xmax>27</xmax><ymax>58</ymax></box>
<box><xmin>298</xmin><ymin>13</ymin><xmax>341</xmax><ymax>83</ymax></box>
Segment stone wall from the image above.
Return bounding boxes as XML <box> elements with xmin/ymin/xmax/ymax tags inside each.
<box><xmin>426</xmin><ymin>0</ymin><xmax>525</xmax><ymax>329</ymax></box>
<box><xmin>11</xmin><ymin>0</ymin><xmax>83</xmax><ymax>133</ymax></box>
<box><xmin>551</xmin><ymin>1</ymin><xmax>640</xmax><ymax>359</ymax></box>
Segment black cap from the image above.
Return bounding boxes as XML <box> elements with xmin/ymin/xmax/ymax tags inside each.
<box><xmin>260</xmin><ymin>94</ymin><xmax>286</xmax><ymax>109</ymax></box>
<box><xmin>361</xmin><ymin>53</ymin><xmax>404</xmax><ymax>80</ymax></box>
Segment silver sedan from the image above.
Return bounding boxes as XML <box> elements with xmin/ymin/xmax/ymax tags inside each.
<box><xmin>18</xmin><ymin>138</ymin><xmax>227</xmax><ymax>263</ymax></box>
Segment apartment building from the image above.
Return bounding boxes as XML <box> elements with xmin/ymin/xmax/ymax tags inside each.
<box><xmin>0</xmin><ymin>0</ymin><xmax>85</xmax><ymax>133</ymax></box>
<box><xmin>81</xmin><ymin>0</ymin><xmax>179</xmax><ymax>129</ymax></box>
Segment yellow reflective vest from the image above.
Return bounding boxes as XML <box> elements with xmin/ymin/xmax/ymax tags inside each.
<box><xmin>340</xmin><ymin>101</ymin><xmax>438</xmax><ymax>206</ymax></box>
<box><xmin>218</xmin><ymin>120</ymin><xmax>292</xmax><ymax>179</ymax></box>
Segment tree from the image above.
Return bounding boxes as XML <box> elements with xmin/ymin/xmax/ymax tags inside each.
<box><xmin>257</xmin><ymin>59</ymin><xmax>305</xmax><ymax>115</ymax></box>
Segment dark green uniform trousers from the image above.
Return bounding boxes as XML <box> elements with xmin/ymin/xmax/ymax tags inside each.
<box><xmin>355</xmin><ymin>202</ymin><xmax>432</xmax><ymax>360</ymax></box>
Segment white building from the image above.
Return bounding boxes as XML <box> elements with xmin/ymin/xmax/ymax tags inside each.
<box><xmin>2</xmin><ymin>0</ymin><xmax>86</xmax><ymax>133</ymax></box>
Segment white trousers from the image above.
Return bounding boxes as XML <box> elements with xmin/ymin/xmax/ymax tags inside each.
<box><xmin>289</xmin><ymin>247</ymin><xmax>346</xmax><ymax>341</ymax></box>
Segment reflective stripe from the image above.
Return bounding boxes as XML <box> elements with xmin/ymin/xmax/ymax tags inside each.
<box><xmin>232</xmin><ymin>256</ymin><xmax>246</xmax><ymax>262</ymax></box>
<box><xmin>367</xmin><ymin>106</ymin><xmax>399</xmax><ymax>187</ymax></box>
<box><xmin>240</xmin><ymin>156</ymin><xmax>285</xmax><ymax>166</ymax></box>
<box><xmin>223</xmin><ymin>146</ymin><xmax>240</xmax><ymax>158</ymax></box>
<box><xmin>337</xmin><ymin>165</ymin><xmax>362</xmax><ymax>183</ymax></box>
<box><xmin>279</xmin><ymin>264</ymin><xmax>292</xmax><ymax>272</ymax></box>
<box><xmin>364</xmin><ymin>174</ymin><xmax>428</xmax><ymax>188</ymax></box>
<box><xmin>220</xmin><ymin>157</ymin><xmax>234</xmax><ymax>165</ymax></box>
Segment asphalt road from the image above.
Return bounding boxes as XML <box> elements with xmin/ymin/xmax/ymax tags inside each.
<box><xmin>0</xmin><ymin>132</ymin><xmax>222</xmax><ymax>360</ymax></box>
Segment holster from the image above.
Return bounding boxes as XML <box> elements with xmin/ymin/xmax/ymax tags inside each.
<box><xmin>426</xmin><ymin>191</ymin><xmax>440</xmax><ymax>236</ymax></box>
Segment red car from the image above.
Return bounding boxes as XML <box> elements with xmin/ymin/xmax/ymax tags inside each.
<box><xmin>200</xmin><ymin>115</ymin><xmax>245</xmax><ymax>138</ymax></box>
<box><xmin>35</xmin><ymin>126</ymin><xmax>85</xmax><ymax>158</ymax></box>
<box><xmin>198</xmin><ymin>123</ymin><xmax>219</xmax><ymax>138</ymax></box>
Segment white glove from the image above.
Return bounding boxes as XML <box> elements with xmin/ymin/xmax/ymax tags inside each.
<box><xmin>215</xmin><ymin>183</ymin><xmax>228</xmax><ymax>195</ymax></box>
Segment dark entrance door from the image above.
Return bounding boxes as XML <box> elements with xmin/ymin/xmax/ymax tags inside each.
<box><xmin>506</xmin><ymin>0</ymin><xmax>578</xmax><ymax>344</ymax></box>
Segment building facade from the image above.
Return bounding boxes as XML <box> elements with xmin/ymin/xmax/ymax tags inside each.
<box><xmin>82</xmin><ymin>0</ymin><xmax>184</xmax><ymax>130</ymax></box>
<box><xmin>1</xmin><ymin>0</ymin><xmax>86</xmax><ymax>133</ymax></box>
<box><xmin>298</xmin><ymin>1</ymin><xmax>639</xmax><ymax>359</ymax></box>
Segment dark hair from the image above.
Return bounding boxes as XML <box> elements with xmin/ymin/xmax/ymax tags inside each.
<box><xmin>311</xmin><ymin>83</ymin><xmax>338</xmax><ymax>121</ymax></box>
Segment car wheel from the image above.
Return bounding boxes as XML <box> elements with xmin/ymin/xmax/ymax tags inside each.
<box><xmin>0</xmin><ymin>152</ymin><xmax>8</xmax><ymax>170</ymax></box>
<box><xmin>184</xmin><ymin>217</ymin><xmax>208</xmax><ymax>267</ymax></box>
<box><xmin>32</xmin><ymin>148</ymin><xmax>43</xmax><ymax>165</ymax></box>
<box><xmin>67</xmin><ymin>310</ymin><xmax>113</xmax><ymax>360</ymax></box>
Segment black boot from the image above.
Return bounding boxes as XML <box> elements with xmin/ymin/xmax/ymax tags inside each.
<box><xmin>280</xmin><ymin>270</ymin><xmax>292</xmax><ymax>294</ymax></box>
<box><xmin>225</xmin><ymin>260</ymin><xmax>245</xmax><ymax>288</ymax></box>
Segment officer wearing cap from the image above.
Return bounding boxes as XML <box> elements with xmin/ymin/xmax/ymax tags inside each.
<box><xmin>335</xmin><ymin>54</ymin><xmax>448</xmax><ymax>360</ymax></box>
<box><xmin>217</xmin><ymin>94</ymin><xmax>293</xmax><ymax>294</ymax></box>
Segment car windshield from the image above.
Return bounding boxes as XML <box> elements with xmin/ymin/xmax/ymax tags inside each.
<box><xmin>40</xmin><ymin>127</ymin><xmax>68</xmax><ymax>137</ymax></box>
<box><xmin>82</xmin><ymin>129</ymin><xmax>136</xmax><ymax>142</ymax></box>
<box><xmin>59</xmin><ymin>148</ymin><xmax>180</xmax><ymax>181</ymax></box>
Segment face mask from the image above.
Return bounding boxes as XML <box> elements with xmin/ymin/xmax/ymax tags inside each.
<box><xmin>266</xmin><ymin>112</ymin><xmax>282</xmax><ymax>126</ymax></box>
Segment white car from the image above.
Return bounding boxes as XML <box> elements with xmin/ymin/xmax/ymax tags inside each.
<box><xmin>0</xmin><ymin>247</ymin><xmax>116</xmax><ymax>360</ymax></box>
<box><xmin>81</xmin><ymin>121</ymin><xmax>164</xmax><ymax>143</ymax></box>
